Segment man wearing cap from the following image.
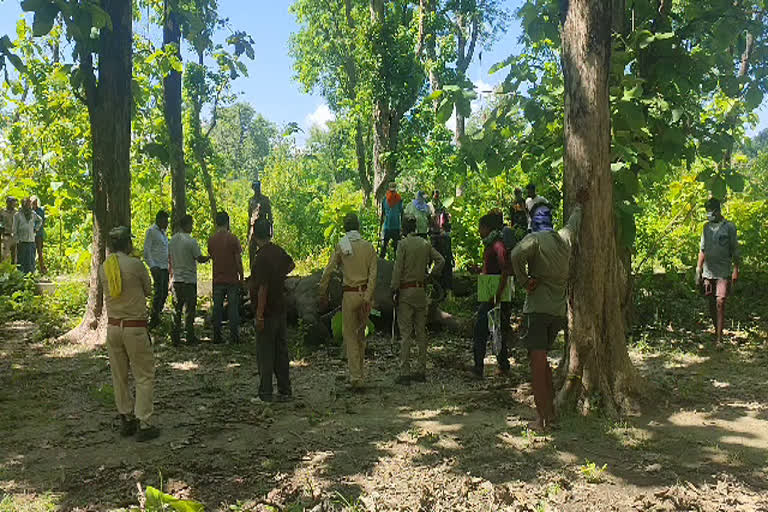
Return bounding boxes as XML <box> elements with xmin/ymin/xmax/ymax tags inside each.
<box><xmin>169</xmin><ymin>215</ymin><xmax>210</xmax><ymax>345</ymax></box>
<box><xmin>318</xmin><ymin>213</ymin><xmax>377</xmax><ymax>390</ymax></box>
<box><xmin>391</xmin><ymin>216</ymin><xmax>444</xmax><ymax>385</ymax></box>
<box><xmin>247</xmin><ymin>180</ymin><xmax>273</xmax><ymax>262</ymax></box>
<box><xmin>510</xmin><ymin>194</ymin><xmax>584</xmax><ymax>432</ymax></box>
<box><xmin>1</xmin><ymin>197</ymin><xmax>18</xmax><ymax>263</ymax></box>
<box><xmin>99</xmin><ymin>226</ymin><xmax>159</xmax><ymax>441</ymax></box>
<box><xmin>695</xmin><ymin>198</ymin><xmax>740</xmax><ymax>345</ymax></box>
<box><xmin>144</xmin><ymin>211</ymin><xmax>170</xmax><ymax>329</ymax></box>
<box><xmin>379</xmin><ymin>182</ymin><xmax>403</xmax><ymax>259</ymax></box>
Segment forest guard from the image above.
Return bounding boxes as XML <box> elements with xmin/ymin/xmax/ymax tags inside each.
<box><xmin>318</xmin><ymin>213</ymin><xmax>378</xmax><ymax>391</ymax></box>
<box><xmin>144</xmin><ymin>211</ymin><xmax>170</xmax><ymax>329</ymax></box>
<box><xmin>99</xmin><ymin>226</ymin><xmax>159</xmax><ymax>442</ymax></box>
<box><xmin>391</xmin><ymin>216</ymin><xmax>444</xmax><ymax>385</ymax></box>
<box><xmin>250</xmin><ymin>221</ymin><xmax>295</xmax><ymax>402</ymax></box>
<box><xmin>695</xmin><ymin>198</ymin><xmax>741</xmax><ymax>345</ymax></box>
<box><xmin>247</xmin><ymin>180</ymin><xmax>273</xmax><ymax>262</ymax></box>
<box><xmin>379</xmin><ymin>182</ymin><xmax>404</xmax><ymax>259</ymax></box>
<box><xmin>510</xmin><ymin>197</ymin><xmax>584</xmax><ymax>432</ymax></box>
<box><xmin>0</xmin><ymin>196</ymin><xmax>17</xmax><ymax>264</ymax></box>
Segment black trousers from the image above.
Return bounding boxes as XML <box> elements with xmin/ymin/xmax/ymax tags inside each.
<box><xmin>380</xmin><ymin>229</ymin><xmax>401</xmax><ymax>259</ymax></box>
<box><xmin>473</xmin><ymin>302</ymin><xmax>511</xmax><ymax>371</ymax></box>
<box><xmin>257</xmin><ymin>312</ymin><xmax>291</xmax><ymax>399</ymax></box>
<box><xmin>172</xmin><ymin>282</ymin><xmax>197</xmax><ymax>343</ymax></box>
<box><xmin>149</xmin><ymin>268</ymin><xmax>169</xmax><ymax>324</ymax></box>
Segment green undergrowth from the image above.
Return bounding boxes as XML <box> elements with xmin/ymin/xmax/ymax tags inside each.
<box><xmin>0</xmin><ymin>260</ymin><xmax>87</xmax><ymax>341</ymax></box>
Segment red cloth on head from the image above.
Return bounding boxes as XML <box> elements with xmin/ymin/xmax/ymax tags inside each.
<box><xmin>386</xmin><ymin>191</ymin><xmax>402</xmax><ymax>208</ymax></box>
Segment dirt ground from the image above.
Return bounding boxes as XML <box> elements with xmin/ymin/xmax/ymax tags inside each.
<box><xmin>1</xmin><ymin>309</ymin><xmax>768</xmax><ymax>511</ymax></box>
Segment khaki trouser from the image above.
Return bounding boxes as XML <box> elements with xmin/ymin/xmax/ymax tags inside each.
<box><xmin>342</xmin><ymin>291</ymin><xmax>369</xmax><ymax>385</ymax></box>
<box><xmin>398</xmin><ymin>301</ymin><xmax>428</xmax><ymax>376</ymax></box>
<box><xmin>106</xmin><ymin>324</ymin><xmax>155</xmax><ymax>425</ymax></box>
<box><xmin>1</xmin><ymin>235</ymin><xmax>15</xmax><ymax>263</ymax></box>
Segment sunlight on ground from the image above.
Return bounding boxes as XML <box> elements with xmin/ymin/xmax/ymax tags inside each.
<box><xmin>169</xmin><ymin>360</ymin><xmax>200</xmax><ymax>371</ymax></box>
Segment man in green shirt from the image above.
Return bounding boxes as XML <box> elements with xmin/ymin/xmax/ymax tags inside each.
<box><xmin>510</xmin><ymin>198</ymin><xmax>583</xmax><ymax>431</ymax></box>
<box><xmin>695</xmin><ymin>198</ymin><xmax>740</xmax><ymax>345</ymax></box>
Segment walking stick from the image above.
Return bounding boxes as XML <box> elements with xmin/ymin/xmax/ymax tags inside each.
<box><xmin>391</xmin><ymin>294</ymin><xmax>398</xmax><ymax>356</ymax></box>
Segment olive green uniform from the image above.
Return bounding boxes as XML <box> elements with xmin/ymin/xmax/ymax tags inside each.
<box><xmin>390</xmin><ymin>234</ymin><xmax>444</xmax><ymax>376</ymax></box>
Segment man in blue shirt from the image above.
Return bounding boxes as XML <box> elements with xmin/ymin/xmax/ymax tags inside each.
<box><xmin>379</xmin><ymin>182</ymin><xmax>403</xmax><ymax>259</ymax></box>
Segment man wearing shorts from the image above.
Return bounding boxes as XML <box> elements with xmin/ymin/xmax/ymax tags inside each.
<box><xmin>510</xmin><ymin>198</ymin><xmax>583</xmax><ymax>431</ymax></box>
<box><xmin>695</xmin><ymin>198</ymin><xmax>740</xmax><ymax>345</ymax></box>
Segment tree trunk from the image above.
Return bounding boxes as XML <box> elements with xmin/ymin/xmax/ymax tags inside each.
<box><xmin>190</xmin><ymin>51</ymin><xmax>217</xmax><ymax>227</ymax></box>
<box><xmin>163</xmin><ymin>0</ymin><xmax>186</xmax><ymax>231</ymax></box>
<box><xmin>65</xmin><ymin>0</ymin><xmax>133</xmax><ymax>343</ymax></box>
<box><xmin>557</xmin><ymin>0</ymin><xmax>641</xmax><ymax>415</ymax></box>
<box><xmin>372</xmin><ymin>100</ymin><xmax>401</xmax><ymax>202</ymax></box>
<box><xmin>355</xmin><ymin>120</ymin><xmax>372</xmax><ymax>201</ymax></box>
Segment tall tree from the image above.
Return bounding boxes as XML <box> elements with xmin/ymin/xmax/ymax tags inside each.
<box><xmin>163</xmin><ymin>0</ymin><xmax>186</xmax><ymax>230</ymax></box>
<box><xmin>369</xmin><ymin>0</ymin><xmax>428</xmax><ymax>200</ymax></box>
<box><xmin>290</xmin><ymin>0</ymin><xmax>374</xmax><ymax>199</ymax></box>
<box><xmin>557</xmin><ymin>0</ymin><xmax>640</xmax><ymax>414</ymax></box>
<box><xmin>21</xmin><ymin>0</ymin><xmax>133</xmax><ymax>341</ymax></box>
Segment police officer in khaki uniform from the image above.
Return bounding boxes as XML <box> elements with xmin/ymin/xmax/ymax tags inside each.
<box><xmin>391</xmin><ymin>216</ymin><xmax>444</xmax><ymax>384</ymax></box>
<box><xmin>318</xmin><ymin>213</ymin><xmax>377</xmax><ymax>390</ymax></box>
<box><xmin>98</xmin><ymin>226</ymin><xmax>159</xmax><ymax>441</ymax></box>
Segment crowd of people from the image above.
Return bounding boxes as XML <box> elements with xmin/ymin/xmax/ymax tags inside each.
<box><xmin>78</xmin><ymin>178</ymin><xmax>742</xmax><ymax>440</ymax></box>
<box><xmin>0</xmin><ymin>195</ymin><xmax>47</xmax><ymax>275</ymax></box>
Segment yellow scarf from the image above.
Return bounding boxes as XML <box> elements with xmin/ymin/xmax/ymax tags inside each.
<box><xmin>104</xmin><ymin>254</ymin><xmax>122</xmax><ymax>298</ymax></box>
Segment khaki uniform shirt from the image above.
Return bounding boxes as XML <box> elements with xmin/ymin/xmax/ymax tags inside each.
<box><xmin>99</xmin><ymin>252</ymin><xmax>152</xmax><ymax>320</ymax></box>
<box><xmin>390</xmin><ymin>234</ymin><xmax>445</xmax><ymax>307</ymax></box>
<box><xmin>319</xmin><ymin>237</ymin><xmax>378</xmax><ymax>303</ymax></box>
<box><xmin>510</xmin><ymin>207</ymin><xmax>581</xmax><ymax>317</ymax></box>
<box><xmin>1</xmin><ymin>209</ymin><xmax>16</xmax><ymax>236</ymax></box>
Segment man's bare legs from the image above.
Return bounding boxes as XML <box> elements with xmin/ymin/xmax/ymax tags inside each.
<box><xmin>529</xmin><ymin>350</ymin><xmax>554</xmax><ymax>431</ymax></box>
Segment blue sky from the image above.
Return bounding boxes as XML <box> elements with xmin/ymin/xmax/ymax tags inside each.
<box><xmin>1</xmin><ymin>0</ymin><xmax>766</xmax><ymax>136</ymax></box>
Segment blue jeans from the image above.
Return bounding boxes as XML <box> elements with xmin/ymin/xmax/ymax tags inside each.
<box><xmin>473</xmin><ymin>302</ymin><xmax>511</xmax><ymax>372</ymax></box>
<box><xmin>17</xmin><ymin>242</ymin><xmax>35</xmax><ymax>274</ymax></box>
<box><xmin>212</xmin><ymin>284</ymin><xmax>241</xmax><ymax>343</ymax></box>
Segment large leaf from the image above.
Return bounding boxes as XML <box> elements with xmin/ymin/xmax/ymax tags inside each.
<box><xmin>485</xmin><ymin>150</ymin><xmax>504</xmax><ymax>177</ymax></box>
<box><xmin>31</xmin><ymin>3</ymin><xmax>59</xmax><ymax>37</ymax></box>
<box><xmin>725</xmin><ymin>173</ymin><xmax>745</xmax><ymax>193</ymax></box>
<box><xmin>145</xmin><ymin>486</ymin><xmax>204</xmax><ymax>512</ymax></box>
<box><xmin>709</xmin><ymin>176</ymin><xmax>727</xmax><ymax>199</ymax></box>
<box><xmin>744</xmin><ymin>86</ymin><xmax>764</xmax><ymax>110</ymax></box>
<box><xmin>436</xmin><ymin>97</ymin><xmax>454</xmax><ymax>124</ymax></box>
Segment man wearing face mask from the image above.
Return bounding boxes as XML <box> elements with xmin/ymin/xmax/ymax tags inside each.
<box><xmin>695</xmin><ymin>198</ymin><xmax>740</xmax><ymax>345</ymax></box>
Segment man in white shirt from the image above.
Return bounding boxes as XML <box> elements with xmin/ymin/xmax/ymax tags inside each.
<box><xmin>168</xmin><ymin>215</ymin><xmax>209</xmax><ymax>345</ymax></box>
<box><xmin>13</xmin><ymin>198</ymin><xmax>42</xmax><ymax>274</ymax></box>
<box><xmin>144</xmin><ymin>211</ymin><xmax>170</xmax><ymax>329</ymax></box>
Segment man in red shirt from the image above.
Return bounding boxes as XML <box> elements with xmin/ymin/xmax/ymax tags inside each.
<box><xmin>472</xmin><ymin>211</ymin><xmax>511</xmax><ymax>379</ymax></box>
<box><xmin>208</xmin><ymin>211</ymin><xmax>244</xmax><ymax>344</ymax></box>
<box><xmin>250</xmin><ymin>222</ymin><xmax>296</xmax><ymax>402</ymax></box>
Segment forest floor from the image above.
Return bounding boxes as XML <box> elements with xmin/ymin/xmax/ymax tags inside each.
<box><xmin>1</xmin><ymin>303</ymin><xmax>768</xmax><ymax>511</ymax></box>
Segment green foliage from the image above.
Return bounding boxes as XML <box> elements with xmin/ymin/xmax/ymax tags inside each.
<box><xmin>145</xmin><ymin>486</ymin><xmax>204</xmax><ymax>512</ymax></box>
<box><xmin>578</xmin><ymin>459</ymin><xmax>608</xmax><ymax>484</ymax></box>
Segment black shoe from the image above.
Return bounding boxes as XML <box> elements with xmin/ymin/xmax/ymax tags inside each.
<box><xmin>120</xmin><ymin>415</ymin><xmax>138</xmax><ymax>437</ymax></box>
<box><xmin>136</xmin><ymin>425</ymin><xmax>160</xmax><ymax>442</ymax></box>
<box><xmin>411</xmin><ymin>373</ymin><xmax>427</xmax><ymax>383</ymax></box>
<box><xmin>395</xmin><ymin>375</ymin><xmax>411</xmax><ymax>386</ymax></box>
<box><xmin>275</xmin><ymin>393</ymin><xmax>293</xmax><ymax>403</ymax></box>
<box><xmin>258</xmin><ymin>394</ymin><xmax>274</xmax><ymax>402</ymax></box>
<box><xmin>187</xmin><ymin>337</ymin><xmax>200</xmax><ymax>346</ymax></box>
<box><xmin>469</xmin><ymin>367</ymin><xmax>484</xmax><ymax>380</ymax></box>
<box><xmin>212</xmin><ymin>337</ymin><xmax>224</xmax><ymax>345</ymax></box>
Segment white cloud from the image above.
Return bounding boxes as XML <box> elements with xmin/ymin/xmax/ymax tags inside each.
<box><xmin>305</xmin><ymin>104</ymin><xmax>336</xmax><ymax>131</ymax></box>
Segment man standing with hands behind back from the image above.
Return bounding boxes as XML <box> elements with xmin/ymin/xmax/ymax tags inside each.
<box><xmin>695</xmin><ymin>198</ymin><xmax>740</xmax><ymax>346</ymax></box>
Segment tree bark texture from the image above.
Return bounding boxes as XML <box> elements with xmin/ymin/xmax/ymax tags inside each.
<box><xmin>163</xmin><ymin>0</ymin><xmax>186</xmax><ymax>231</ymax></box>
<box><xmin>453</xmin><ymin>12</ymin><xmax>478</xmax><ymax>147</ymax></box>
<box><xmin>191</xmin><ymin>52</ymin><xmax>218</xmax><ymax>228</ymax></box>
<box><xmin>67</xmin><ymin>0</ymin><xmax>133</xmax><ymax>342</ymax></box>
<box><xmin>558</xmin><ymin>0</ymin><xmax>640</xmax><ymax>415</ymax></box>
